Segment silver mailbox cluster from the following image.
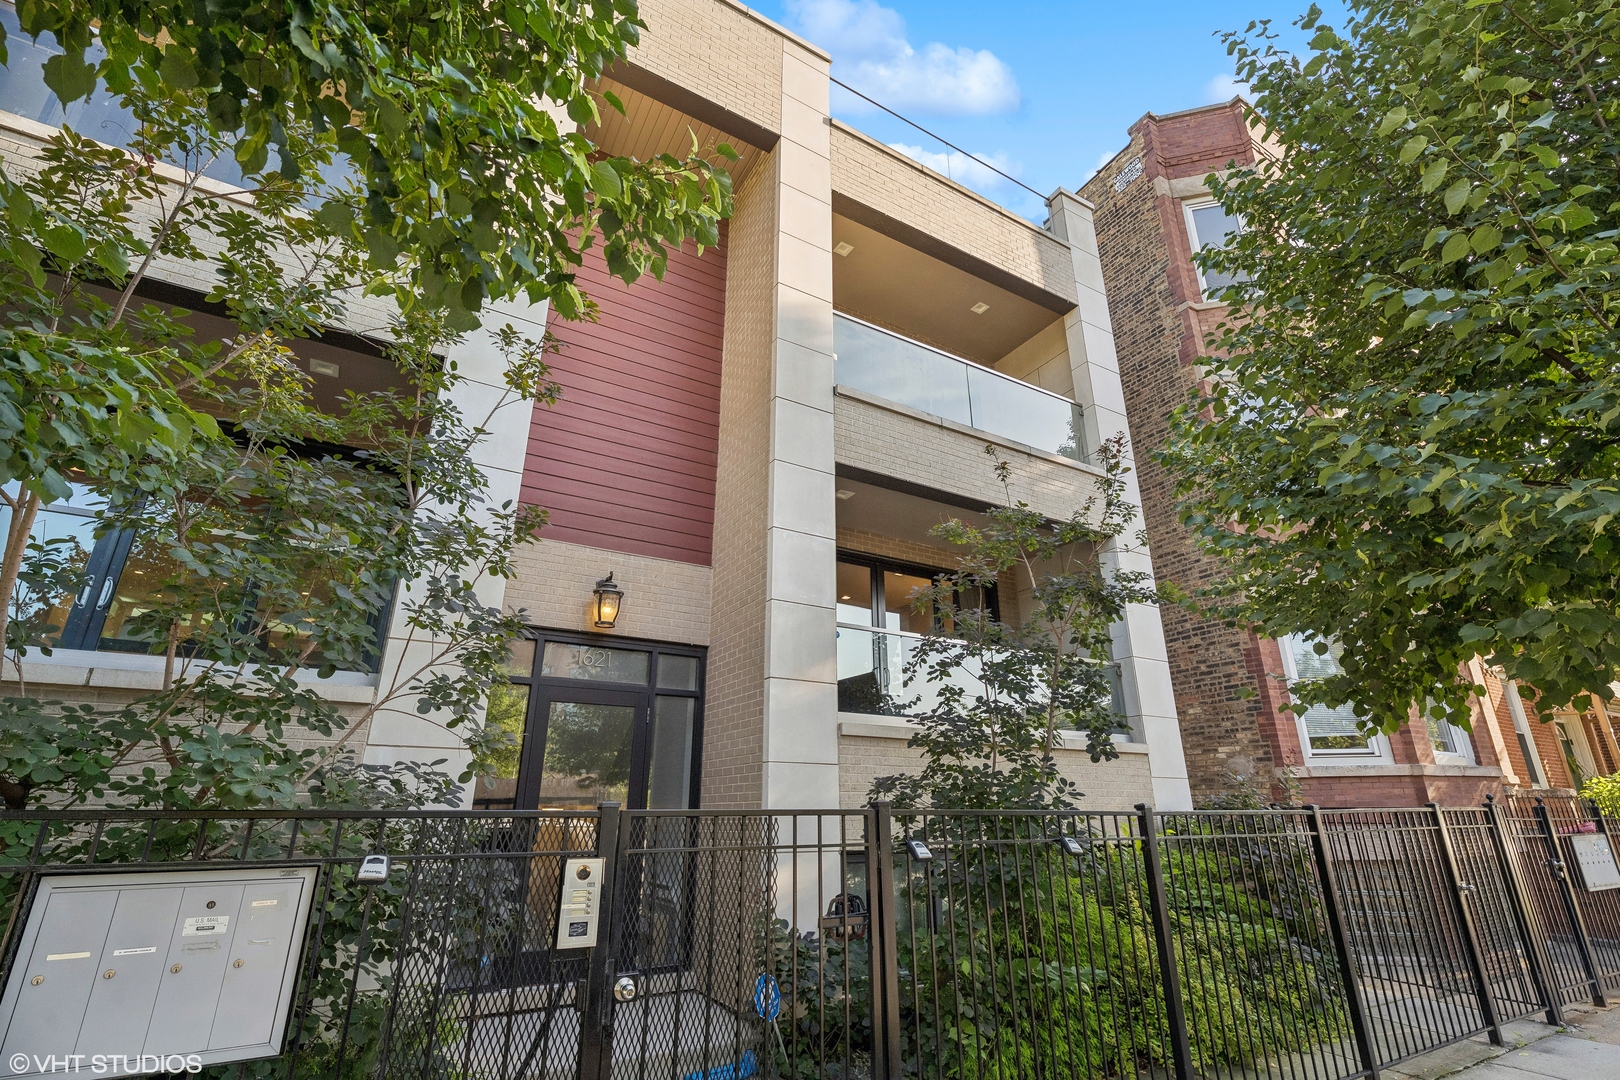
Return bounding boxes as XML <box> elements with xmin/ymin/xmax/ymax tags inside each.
<box><xmin>0</xmin><ymin>867</ymin><xmax>318</xmax><ymax>1079</ymax></box>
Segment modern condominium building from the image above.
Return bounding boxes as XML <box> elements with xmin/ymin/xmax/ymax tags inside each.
<box><xmin>0</xmin><ymin>0</ymin><xmax>1194</xmax><ymax>812</ymax></box>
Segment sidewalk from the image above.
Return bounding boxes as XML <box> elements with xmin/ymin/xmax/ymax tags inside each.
<box><xmin>1386</xmin><ymin>1005</ymin><xmax>1620</xmax><ymax>1080</ymax></box>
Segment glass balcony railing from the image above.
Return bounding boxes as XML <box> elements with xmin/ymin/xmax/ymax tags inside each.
<box><xmin>837</xmin><ymin>623</ymin><xmax>1129</xmax><ymax>729</ymax></box>
<box><xmin>836</xmin><ymin>623</ymin><xmax>985</xmax><ymax>717</ymax></box>
<box><xmin>833</xmin><ymin>313</ymin><xmax>1086</xmax><ymax>462</ymax></box>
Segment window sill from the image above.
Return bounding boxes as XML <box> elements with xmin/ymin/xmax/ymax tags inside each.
<box><xmin>2</xmin><ymin>647</ymin><xmax>379</xmax><ymax>703</ymax></box>
<box><xmin>838</xmin><ymin>716</ymin><xmax>1150</xmax><ymax>753</ymax></box>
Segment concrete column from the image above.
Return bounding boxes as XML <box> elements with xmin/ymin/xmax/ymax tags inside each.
<box><xmin>362</xmin><ymin>298</ymin><xmax>547</xmax><ymax>801</ymax></box>
<box><xmin>760</xmin><ymin>40</ymin><xmax>840</xmax><ymax>809</ymax></box>
<box><xmin>1045</xmin><ymin>188</ymin><xmax>1192</xmax><ymax>811</ymax></box>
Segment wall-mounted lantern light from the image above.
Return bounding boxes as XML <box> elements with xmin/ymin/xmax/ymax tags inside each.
<box><xmin>592</xmin><ymin>573</ymin><xmax>624</xmax><ymax>629</ymax></box>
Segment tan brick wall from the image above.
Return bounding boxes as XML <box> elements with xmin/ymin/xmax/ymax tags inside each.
<box><xmin>629</xmin><ymin>0</ymin><xmax>788</xmax><ymax>136</ymax></box>
<box><xmin>703</xmin><ymin>150</ymin><xmax>780</xmax><ymax>808</ymax></box>
<box><xmin>829</xmin><ymin>124</ymin><xmax>1075</xmax><ymax>302</ymax></box>
<box><xmin>994</xmin><ymin>321</ymin><xmax>1074</xmax><ymax>397</ymax></box>
<box><xmin>833</xmin><ymin>390</ymin><xmax>1103</xmax><ymax>522</ymax></box>
<box><xmin>506</xmin><ymin>537</ymin><xmax>712</xmax><ymax>645</ymax></box>
<box><xmin>0</xmin><ymin>676</ymin><xmax>378</xmax><ymax>770</ymax></box>
<box><xmin>838</xmin><ymin>732</ymin><xmax>1154</xmax><ymax>810</ymax></box>
<box><xmin>0</xmin><ymin>119</ymin><xmax>400</xmax><ymax>338</ymax></box>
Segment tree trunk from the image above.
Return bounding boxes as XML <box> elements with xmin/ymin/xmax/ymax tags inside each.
<box><xmin>0</xmin><ymin>491</ymin><xmax>43</xmax><ymax>659</ymax></box>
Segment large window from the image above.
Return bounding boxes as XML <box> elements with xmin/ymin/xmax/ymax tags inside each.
<box><xmin>1281</xmin><ymin>634</ymin><xmax>1476</xmax><ymax>764</ymax></box>
<box><xmin>2</xmin><ymin>481</ymin><xmax>390</xmax><ymax>670</ymax></box>
<box><xmin>1279</xmin><ymin>633</ymin><xmax>1389</xmax><ymax>760</ymax></box>
<box><xmin>475</xmin><ymin>632</ymin><xmax>704</xmax><ymax>811</ymax></box>
<box><xmin>1183</xmin><ymin>198</ymin><xmax>1247</xmax><ymax>300</ymax></box>
<box><xmin>836</xmin><ymin>553</ymin><xmax>997</xmax><ymax>635</ymax></box>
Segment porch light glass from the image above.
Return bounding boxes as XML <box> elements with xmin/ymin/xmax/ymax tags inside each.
<box><xmin>592</xmin><ymin>573</ymin><xmax>624</xmax><ymax>629</ymax></box>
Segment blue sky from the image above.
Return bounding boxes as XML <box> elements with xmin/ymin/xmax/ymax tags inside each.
<box><xmin>757</xmin><ymin>0</ymin><xmax>1348</xmax><ymax>220</ymax></box>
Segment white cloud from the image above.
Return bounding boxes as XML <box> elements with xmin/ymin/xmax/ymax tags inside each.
<box><xmin>786</xmin><ymin>0</ymin><xmax>1020</xmax><ymax>115</ymax></box>
<box><xmin>1206</xmin><ymin>72</ymin><xmax>1251</xmax><ymax>103</ymax></box>
<box><xmin>888</xmin><ymin>142</ymin><xmax>1021</xmax><ymax>191</ymax></box>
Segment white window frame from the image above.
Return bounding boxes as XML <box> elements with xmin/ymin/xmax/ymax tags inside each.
<box><xmin>1423</xmin><ymin>702</ymin><xmax>1477</xmax><ymax>766</ymax></box>
<box><xmin>1278</xmin><ymin>633</ymin><xmax>1393</xmax><ymax>764</ymax></box>
<box><xmin>1182</xmin><ymin>197</ymin><xmax>1243</xmax><ymax>302</ymax></box>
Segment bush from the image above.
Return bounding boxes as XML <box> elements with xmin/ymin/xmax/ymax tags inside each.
<box><xmin>769</xmin><ymin>814</ymin><xmax>1344</xmax><ymax>1079</ymax></box>
<box><xmin>1581</xmin><ymin>773</ymin><xmax>1620</xmax><ymax>819</ymax></box>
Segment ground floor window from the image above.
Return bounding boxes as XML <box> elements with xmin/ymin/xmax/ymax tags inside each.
<box><xmin>2</xmin><ymin>480</ymin><xmax>390</xmax><ymax>670</ymax></box>
<box><xmin>474</xmin><ymin>630</ymin><xmax>704</xmax><ymax>811</ymax></box>
<box><xmin>1280</xmin><ymin>633</ymin><xmax>1391</xmax><ymax>760</ymax></box>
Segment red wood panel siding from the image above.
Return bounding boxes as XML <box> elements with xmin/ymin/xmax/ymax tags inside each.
<box><xmin>522</xmin><ymin>230</ymin><xmax>727</xmax><ymax>565</ymax></box>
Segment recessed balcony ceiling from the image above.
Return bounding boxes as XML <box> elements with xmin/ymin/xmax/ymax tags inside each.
<box><xmin>832</xmin><ymin>214</ymin><xmax>1065</xmax><ymax>367</ymax></box>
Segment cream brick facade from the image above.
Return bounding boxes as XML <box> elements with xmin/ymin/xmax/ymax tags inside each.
<box><xmin>829</xmin><ymin>123</ymin><xmax>1076</xmax><ymax>303</ymax></box>
<box><xmin>507</xmin><ymin>539</ymin><xmax>712</xmax><ymax>646</ymax></box>
<box><xmin>627</xmin><ymin>0</ymin><xmax>803</xmax><ymax>135</ymax></box>
<box><xmin>833</xmin><ymin>388</ymin><xmax>1105</xmax><ymax>521</ymax></box>
<box><xmin>837</xmin><ymin>725</ymin><xmax>1154</xmax><ymax>810</ymax></box>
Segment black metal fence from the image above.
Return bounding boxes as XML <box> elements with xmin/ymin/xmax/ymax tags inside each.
<box><xmin>0</xmin><ymin>795</ymin><xmax>1615</xmax><ymax>1079</ymax></box>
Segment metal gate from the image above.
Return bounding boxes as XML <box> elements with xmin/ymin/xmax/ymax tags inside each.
<box><xmin>0</xmin><ymin>807</ymin><xmax>879</xmax><ymax>1080</ymax></box>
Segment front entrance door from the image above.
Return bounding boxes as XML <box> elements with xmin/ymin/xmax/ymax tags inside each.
<box><xmin>474</xmin><ymin>633</ymin><xmax>704</xmax><ymax>813</ymax></box>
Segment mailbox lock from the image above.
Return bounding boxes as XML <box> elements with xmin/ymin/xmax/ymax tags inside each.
<box><xmin>233</xmin><ymin>959</ymin><xmax>245</xmax><ymax>968</ymax></box>
<box><xmin>171</xmin><ymin>964</ymin><xmax>183</xmax><ymax>973</ymax></box>
<box><xmin>29</xmin><ymin>976</ymin><xmax>42</xmax><ymax>987</ymax></box>
<box><xmin>612</xmin><ymin>976</ymin><xmax>637</xmax><ymax>1003</ymax></box>
<box><xmin>103</xmin><ymin>970</ymin><xmax>115</xmax><ymax>979</ymax></box>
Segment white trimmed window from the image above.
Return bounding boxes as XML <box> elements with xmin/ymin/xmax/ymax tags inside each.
<box><xmin>1424</xmin><ymin>702</ymin><xmax>1477</xmax><ymax>765</ymax></box>
<box><xmin>1183</xmin><ymin>198</ymin><xmax>1246</xmax><ymax>300</ymax></box>
<box><xmin>1279</xmin><ymin>633</ymin><xmax>1392</xmax><ymax>762</ymax></box>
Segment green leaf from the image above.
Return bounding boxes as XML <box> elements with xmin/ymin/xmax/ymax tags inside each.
<box><xmin>1442</xmin><ymin>177</ymin><xmax>1470</xmax><ymax>215</ymax></box>
<box><xmin>1378</xmin><ymin>106</ymin><xmax>1407</xmax><ymax>136</ymax></box>
<box><xmin>565</xmin><ymin>94</ymin><xmax>596</xmax><ymax>125</ymax></box>
<box><xmin>1441</xmin><ymin>232</ymin><xmax>1470</xmax><ymax>264</ymax></box>
<box><xmin>1420</xmin><ymin>158</ymin><xmax>1448</xmax><ymax>193</ymax></box>
<box><xmin>590</xmin><ymin>160</ymin><xmax>623</xmax><ymax>198</ymax></box>
<box><xmin>1469</xmin><ymin>223</ymin><xmax>1501</xmax><ymax>254</ymax></box>
<box><xmin>1399</xmin><ymin>135</ymin><xmax>1428</xmax><ymax>164</ymax></box>
<box><xmin>159</xmin><ymin>44</ymin><xmax>199</xmax><ymax>89</ymax></box>
<box><xmin>94</xmin><ymin>241</ymin><xmax>129</xmax><ymax>279</ymax></box>
<box><xmin>41</xmin><ymin>51</ymin><xmax>97</xmax><ymax>103</ymax></box>
<box><xmin>41</xmin><ymin>223</ymin><xmax>87</xmax><ymax>264</ymax></box>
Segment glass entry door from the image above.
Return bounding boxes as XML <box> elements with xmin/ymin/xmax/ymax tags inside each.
<box><xmin>474</xmin><ymin>633</ymin><xmax>704</xmax><ymax>812</ymax></box>
<box><xmin>522</xmin><ymin>690</ymin><xmax>640</xmax><ymax>810</ymax></box>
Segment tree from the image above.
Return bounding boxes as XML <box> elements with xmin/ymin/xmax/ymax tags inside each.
<box><xmin>0</xmin><ymin>1</ymin><xmax>732</xmax><ymax>806</ymax></box>
<box><xmin>0</xmin><ymin>90</ymin><xmax>554</xmax><ymax>807</ymax></box>
<box><xmin>1162</xmin><ymin>0</ymin><xmax>1620</xmax><ymax>734</ymax></box>
<box><xmin>869</xmin><ymin>438</ymin><xmax>1159</xmax><ymax>811</ymax></box>
<box><xmin>0</xmin><ymin>0</ymin><xmax>733</xmax><ymax>651</ymax></box>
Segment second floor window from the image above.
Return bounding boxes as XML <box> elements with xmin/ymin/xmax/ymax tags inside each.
<box><xmin>835</xmin><ymin>555</ymin><xmax>997</xmax><ymax>636</ymax></box>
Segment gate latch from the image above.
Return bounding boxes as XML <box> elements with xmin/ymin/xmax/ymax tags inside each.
<box><xmin>613</xmin><ymin>975</ymin><xmax>638</xmax><ymax>1003</ymax></box>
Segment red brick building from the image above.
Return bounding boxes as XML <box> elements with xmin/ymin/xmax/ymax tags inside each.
<box><xmin>1079</xmin><ymin>99</ymin><xmax>1617</xmax><ymax>807</ymax></box>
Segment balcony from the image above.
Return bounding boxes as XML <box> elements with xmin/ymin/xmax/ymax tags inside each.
<box><xmin>836</xmin><ymin>623</ymin><xmax>1127</xmax><ymax>725</ymax></box>
<box><xmin>836</xmin><ymin>623</ymin><xmax>984</xmax><ymax>717</ymax></box>
<box><xmin>833</xmin><ymin>314</ymin><xmax>1085</xmax><ymax>462</ymax></box>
